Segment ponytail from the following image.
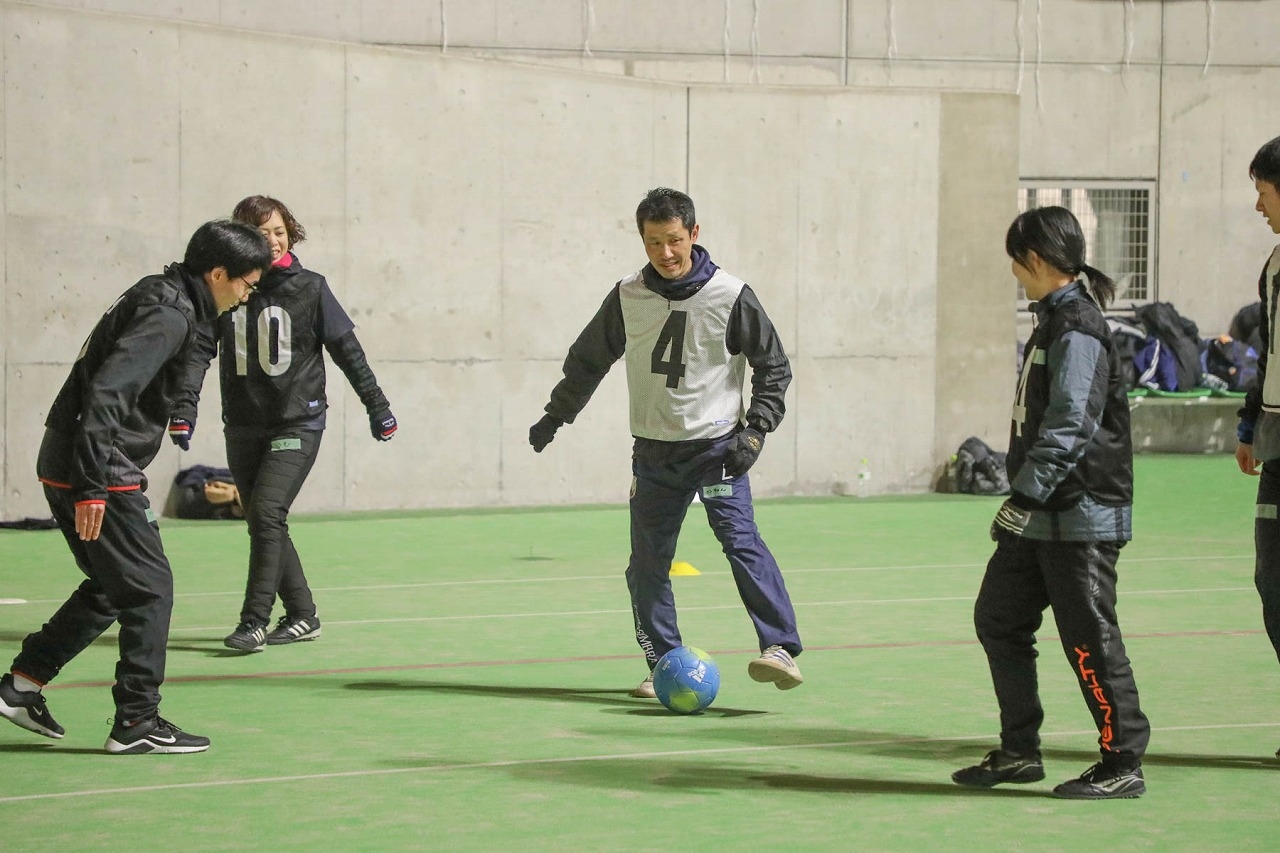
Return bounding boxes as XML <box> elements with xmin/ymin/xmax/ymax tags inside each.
<box><xmin>1079</xmin><ymin>263</ymin><xmax>1116</xmax><ymax>309</ymax></box>
<box><xmin>1007</xmin><ymin>207</ymin><xmax>1118</xmax><ymax>309</ymax></box>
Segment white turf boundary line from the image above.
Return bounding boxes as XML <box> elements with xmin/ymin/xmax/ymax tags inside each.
<box><xmin>3</xmin><ymin>553</ymin><xmax>1255</xmax><ymax>608</ymax></box>
<box><xmin>160</xmin><ymin>585</ymin><xmax>1257</xmax><ymax>633</ymax></box>
<box><xmin>1</xmin><ymin>721</ymin><xmax>1276</xmax><ymax>805</ymax></box>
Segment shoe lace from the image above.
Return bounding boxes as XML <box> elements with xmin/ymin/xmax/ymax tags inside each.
<box><xmin>763</xmin><ymin>646</ymin><xmax>793</xmax><ymax>664</ymax></box>
<box><xmin>1077</xmin><ymin>762</ymin><xmax>1123</xmax><ymax>783</ymax></box>
<box><xmin>152</xmin><ymin>716</ymin><xmax>183</xmax><ymax>735</ymax></box>
<box><xmin>1087</xmin><ymin>762</ymin><xmax>1137</xmax><ymax>782</ymax></box>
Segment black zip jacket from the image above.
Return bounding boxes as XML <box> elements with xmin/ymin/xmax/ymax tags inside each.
<box><xmin>39</xmin><ymin>263</ymin><xmax>218</xmax><ymax>502</ymax></box>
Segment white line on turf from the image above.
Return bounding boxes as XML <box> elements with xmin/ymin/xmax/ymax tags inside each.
<box><xmin>158</xmin><ymin>585</ymin><xmax>1258</xmax><ymax>633</ymax></box>
<box><xmin>0</xmin><ymin>721</ymin><xmax>1275</xmax><ymax>804</ymax></box>
<box><xmin>4</xmin><ymin>554</ymin><xmax>1254</xmax><ymax>606</ymax></box>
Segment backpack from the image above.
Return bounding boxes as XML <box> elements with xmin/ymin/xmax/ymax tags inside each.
<box><xmin>954</xmin><ymin>436</ymin><xmax>1011</xmax><ymax>496</ymax></box>
<box><xmin>1108</xmin><ymin>317</ymin><xmax>1147</xmax><ymax>392</ymax></box>
<box><xmin>1134</xmin><ymin>337</ymin><xmax>1179</xmax><ymax>392</ymax></box>
<box><xmin>1202</xmin><ymin>336</ymin><xmax>1259</xmax><ymax>392</ymax></box>
<box><xmin>1134</xmin><ymin>302</ymin><xmax>1202</xmax><ymax>391</ymax></box>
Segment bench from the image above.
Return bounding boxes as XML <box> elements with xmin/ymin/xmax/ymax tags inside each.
<box><xmin>1127</xmin><ymin>391</ymin><xmax>1241</xmax><ymax>454</ymax></box>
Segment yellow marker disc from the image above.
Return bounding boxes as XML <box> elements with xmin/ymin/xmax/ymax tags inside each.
<box><xmin>670</xmin><ymin>561</ymin><xmax>701</xmax><ymax>576</ymax></box>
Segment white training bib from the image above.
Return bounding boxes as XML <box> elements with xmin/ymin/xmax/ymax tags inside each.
<box><xmin>1262</xmin><ymin>244</ymin><xmax>1280</xmax><ymax>413</ymax></box>
<box><xmin>620</xmin><ymin>269</ymin><xmax>747</xmax><ymax>441</ymax></box>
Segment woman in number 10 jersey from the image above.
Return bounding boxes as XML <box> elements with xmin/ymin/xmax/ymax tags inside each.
<box><xmin>173</xmin><ymin>196</ymin><xmax>397</xmax><ymax>653</ymax></box>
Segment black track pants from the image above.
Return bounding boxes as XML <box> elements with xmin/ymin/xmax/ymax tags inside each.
<box><xmin>13</xmin><ymin>483</ymin><xmax>173</xmax><ymax>723</ymax></box>
<box><xmin>226</xmin><ymin>427</ymin><xmax>323</xmax><ymax>626</ymax></box>
<box><xmin>974</xmin><ymin>533</ymin><xmax>1150</xmax><ymax>767</ymax></box>
<box><xmin>1253</xmin><ymin>462</ymin><xmax>1280</xmax><ymax>664</ymax></box>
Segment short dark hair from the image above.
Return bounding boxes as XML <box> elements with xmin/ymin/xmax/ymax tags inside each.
<box><xmin>232</xmin><ymin>195</ymin><xmax>307</xmax><ymax>248</ymax></box>
<box><xmin>1006</xmin><ymin>206</ymin><xmax>1116</xmax><ymax>308</ymax></box>
<box><xmin>635</xmin><ymin>187</ymin><xmax>696</xmax><ymax>234</ymax></box>
<box><xmin>1250</xmin><ymin>136</ymin><xmax>1280</xmax><ymax>187</ymax></box>
<box><xmin>183</xmin><ymin>220</ymin><xmax>272</xmax><ymax>278</ymax></box>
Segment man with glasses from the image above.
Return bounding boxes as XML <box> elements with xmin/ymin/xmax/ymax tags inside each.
<box><xmin>0</xmin><ymin>219</ymin><xmax>271</xmax><ymax>754</ymax></box>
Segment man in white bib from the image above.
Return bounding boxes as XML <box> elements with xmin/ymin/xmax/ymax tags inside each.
<box><xmin>530</xmin><ymin>188</ymin><xmax>804</xmax><ymax>698</ymax></box>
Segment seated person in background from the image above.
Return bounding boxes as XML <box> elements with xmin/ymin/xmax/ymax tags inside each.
<box><xmin>1229</xmin><ymin>300</ymin><xmax>1264</xmax><ymax>357</ymax></box>
<box><xmin>169</xmin><ymin>466</ymin><xmax>243</xmax><ymax>520</ymax></box>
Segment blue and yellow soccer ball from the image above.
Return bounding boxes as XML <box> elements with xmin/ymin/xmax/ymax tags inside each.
<box><xmin>653</xmin><ymin>646</ymin><xmax>720</xmax><ymax>714</ymax></box>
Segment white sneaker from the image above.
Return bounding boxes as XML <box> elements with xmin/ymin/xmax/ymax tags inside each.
<box><xmin>629</xmin><ymin>672</ymin><xmax>656</xmax><ymax>698</ymax></box>
<box><xmin>748</xmin><ymin>645</ymin><xmax>804</xmax><ymax>690</ymax></box>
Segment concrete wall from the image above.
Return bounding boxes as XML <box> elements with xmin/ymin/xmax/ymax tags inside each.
<box><xmin>0</xmin><ymin>3</ymin><xmax>1017</xmax><ymax>518</ymax></box>
<box><xmin>16</xmin><ymin>2</ymin><xmax>1280</xmax><ymax>325</ymax></box>
<box><xmin>45</xmin><ymin>0</ymin><xmax>1259</xmax><ymax>341</ymax></box>
<box><xmin>937</xmin><ymin>94</ymin><xmax>1020</xmax><ymax>468</ymax></box>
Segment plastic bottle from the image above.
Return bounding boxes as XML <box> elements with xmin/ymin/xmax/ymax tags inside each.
<box><xmin>857</xmin><ymin>458</ymin><xmax>872</xmax><ymax>498</ymax></box>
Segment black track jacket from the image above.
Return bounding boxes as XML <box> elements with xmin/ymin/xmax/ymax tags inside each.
<box><xmin>39</xmin><ymin>264</ymin><xmax>218</xmax><ymax>503</ymax></box>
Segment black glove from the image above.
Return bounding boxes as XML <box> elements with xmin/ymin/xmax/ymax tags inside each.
<box><xmin>370</xmin><ymin>410</ymin><xmax>397</xmax><ymax>441</ymax></box>
<box><xmin>990</xmin><ymin>499</ymin><xmax>1032</xmax><ymax>540</ymax></box>
<box><xmin>723</xmin><ymin>427</ymin><xmax>765</xmax><ymax>478</ymax></box>
<box><xmin>168</xmin><ymin>417</ymin><xmax>194</xmax><ymax>451</ymax></box>
<box><xmin>529</xmin><ymin>414</ymin><xmax>563</xmax><ymax>452</ymax></box>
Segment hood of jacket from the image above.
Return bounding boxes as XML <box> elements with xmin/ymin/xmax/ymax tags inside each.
<box><xmin>641</xmin><ymin>244</ymin><xmax>719</xmax><ymax>300</ymax></box>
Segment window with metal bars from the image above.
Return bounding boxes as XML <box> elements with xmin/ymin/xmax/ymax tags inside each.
<box><xmin>1016</xmin><ymin>181</ymin><xmax>1155</xmax><ymax>308</ymax></box>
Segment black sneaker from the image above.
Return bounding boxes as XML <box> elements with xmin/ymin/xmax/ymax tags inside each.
<box><xmin>265</xmin><ymin>614</ymin><xmax>322</xmax><ymax>645</ymax></box>
<box><xmin>224</xmin><ymin>621</ymin><xmax>268</xmax><ymax>652</ymax></box>
<box><xmin>952</xmin><ymin>749</ymin><xmax>1045</xmax><ymax>788</ymax></box>
<box><xmin>0</xmin><ymin>673</ymin><xmax>64</xmax><ymax>739</ymax></box>
<box><xmin>1052</xmin><ymin>762</ymin><xmax>1145</xmax><ymax>799</ymax></box>
<box><xmin>104</xmin><ymin>715</ymin><xmax>210</xmax><ymax>754</ymax></box>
